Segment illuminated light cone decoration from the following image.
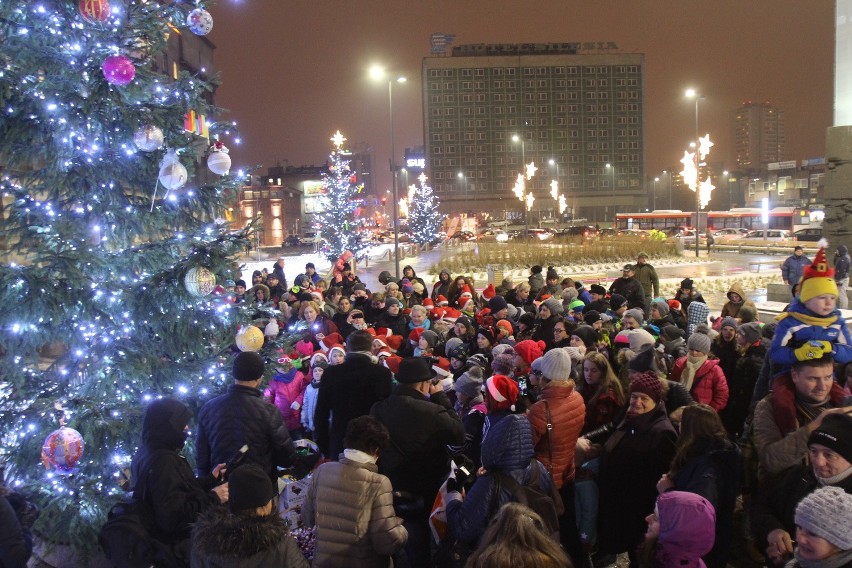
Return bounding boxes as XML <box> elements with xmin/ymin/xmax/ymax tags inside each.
<box><xmin>680</xmin><ymin>133</ymin><xmax>716</xmax><ymax>209</ymax></box>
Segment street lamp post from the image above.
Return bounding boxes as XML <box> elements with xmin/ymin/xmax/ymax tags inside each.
<box><xmin>664</xmin><ymin>170</ymin><xmax>672</xmax><ymax>209</ymax></box>
<box><xmin>723</xmin><ymin>170</ymin><xmax>732</xmax><ymax>208</ymax></box>
<box><xmin>653</xmin><ymin>177</ymin><xmax>659</xmax><ymax>211</ymax></box>
<box><xmin>371</xmin><ymin>65</ymin><xmax>406</xmax><ymax>279</ymax></box>
<box><xmin>686</xmin><ymin>88</ymin><xmax>702</xmax><ymax>258</ymax></box>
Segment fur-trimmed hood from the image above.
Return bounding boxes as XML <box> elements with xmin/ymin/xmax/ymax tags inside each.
<box><xmin>191</xmin><ymin>506</ymin><xmax>296</xmax><ymax>560</ymax></box>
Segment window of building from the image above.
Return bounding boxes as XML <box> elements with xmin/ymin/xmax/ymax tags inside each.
<box><xmin>462</xmin><ymin>94</ymin><xmax>472</xmax><ymax>102</ymax></box>
<box><xmin>462</xmin><ymin>81</ymin><xmax>472</xmax><ymax>89</ymax></box>
<box><xmin>444</xmin><ymin>108</ymin><xmax>453</xmax><ymax>116</ymax></box>
<box><xmin>475</xmin><ymin>94</ymin><xmax>485</xmax><ymax>102</ymax></box>
<box><xmin>430</xmin><ymin>70</ymin><xmax>440</xmax><ymax>77</ymax></box>
<box><xmin>431</xmin><ymin>109</ymin><xmax>441</xmax><ymax>116</ymax></box>
<box><xmin>432</xmin><ymin>133</ymin><xmax>442</xmax><ymax>141</ymax></box>
<box><xmin>475</xmin><ymin>69</ymin><xmax>485</xmax><ymax>76</ymax></box>
<box><xmin>538</xmin><ymin>80</ymin><xmax>547</xmax><ymax>88</ymax></box>
<box><xmin>464</xmin><ymin>133</ymin><xmax>474</xmax><ymax>141</ymax></box>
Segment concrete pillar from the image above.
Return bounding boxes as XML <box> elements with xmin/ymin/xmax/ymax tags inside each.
<box><xmin>823</xmin><ymin>126</ymin><xmax>852</xmax><ymax>241</ymax></box>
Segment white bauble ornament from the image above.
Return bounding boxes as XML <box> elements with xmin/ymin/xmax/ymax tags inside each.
<box><xmin>207</xmin><ymin>152</ymin><xmax>231</xmax><ymax>176</ymax></box>
<box><xmin>187</xmin><ymin>8</ymin><xmax>213</xmax><ymax>35</ymax></box>
<box><xmin>184</xmin><ymin>266</ymin><xmax>216</xmax><ymax>297</ymax></box>
<box><xmin>159</xmin><ymin>150</ymin><xmax>187</xmax><ymax>191</ymax></box>
<box><xmin>133</xmin><ymin>125</ymin><xmax>164</xmax><ymax>152</ymax></box>
<box><xmin>264</xmin><ymin>320</ymin><xmax>279</xmax><ymax>337</ymax></box>
<box><xmin>235</xmin><ymin>326</ymin><xmax>264</xmax><ymax>352</ymax></box>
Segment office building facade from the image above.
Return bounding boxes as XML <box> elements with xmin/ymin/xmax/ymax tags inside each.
<box><xmin>733</xmin><ymin>102</ymin><xmax>786</xmax><ymax>172</ymax></box>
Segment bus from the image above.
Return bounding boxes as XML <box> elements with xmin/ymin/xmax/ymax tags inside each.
<box><xmin>615</xmin><ymin>210</ymin><xmax>693</xmax><ymax>232</ymax></box>
<box><xmin>617</xmin><ymin>207</ymin><xmax>815</xmax><ymax>234</ymax></box>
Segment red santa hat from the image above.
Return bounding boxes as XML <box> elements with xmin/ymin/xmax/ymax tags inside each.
<box><xmin>408</xmin><ymin>328</ymin><xmax>425</xmax><ymax>343</ymax></box>
<box><xmin>309</xmin><ymin>352</ymin><xmax>329</xmax><ymax>367</ymax></box>
<box><xmin>320</xmin><ymin>332</ymin><xmax>344</xmax><ymax>352</ymax></box>
<box><xmin>372</xmin><ymin>337</ymin><xmax>389</xmax><ymax>349</ymax></box>
<box><xmin>376</xmin><ymin>347</ymin><xmax>392</xmax><ymax>359</ymax></box>
<box><xmin>373</xmin><ymin>327</ymin><xmax>392</xmax><ymax>337</ymax></box>
<box><xmin>328</xmin><ymin>345</ymin><xmax>346</xmax><ymax>361</ymax></box>
<box><xmin>485</xmin><ymin>374</ymin><xmax>519</xmax><ymax>411</ymax></box>
<box><xmin>386</xmin><ymin>335</ymin><xmax>404</xmax><ymax>353</ymax></box>
<box><xmin>422</xmin><ymin>297</ymin><xmax>435</xmax><ymax>310</ymax></box>
<box><xmin>460</xmin><ymin>285</ymin><xmax>473</xmax><ymax>298</ymax></box>
<box><xmin>382</xmin><ymin>355</ymin><xmax>403</xmax><ymax>375</ymax></box>
<box><xmin>310</xmin><ymin>290</ymin><xmax>324</xmax><ymax>302</ymax></box>
<box><xmin>481</xmin><ymin>283</ymin><xmax>496</xmax><ymax>299</ymax></box>
<box><xmin>440</xmin><ymin>307</ymin><xmax>461</xmax><ymax>323</ymax></box>
<box><xmin>436</xmin><ymin>295</ymin><xmax>449</xmax><ymax>307</ymax></box>
<box><xmin>431</xmin><ymin>356</ymin><xmax>452</xmax><ymax>378</ymax></box>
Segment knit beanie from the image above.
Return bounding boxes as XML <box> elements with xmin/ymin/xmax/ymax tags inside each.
<box><xmin>808</xmin><ymin>413</ymin><xmax>852</xmax><ymax>464</ymax></box>
<box><xmin>519</xmin><ymin>312</ymin><xmax>536</xmax><ymax>328</ymax></box>
<box><xmin>546</xmin><ymin>267</ymin><xmax>559</xmax><ymax>281</ymax></box>
<box><xmin>660</xmin><ymin>325</ymin><xmax>685</xmax><ymax>342</ymax></box>
<box><xmin>385</xmin><ymin>297</ymin><xmax>402</xmax><ymax>308</ymax></box>
<box><xmin>514</xmin><ymin>339</ymin><xmax>546</xmax><ymax>367</ymax></box>
<box><xmin>488</xmin><ymin>295</ymin><xmax>509</xmax><ymax>312</ymax></box>
<box><xmin>539</xmin><ymin>348</ymin><xmax>572</xmax><ymax>382</ymax></box>
<box><xmin>609</xmin><ymin>294</ymin><xmax>628</xmax><ymax>311</ymax></box>
<box><xmin>233</xmin><ymin>352</ymin><xmax>264</xmax><ymax>382</ymax></box>
<box><xmin>572</xmin><ymin>325</ymin><xmax>599</xmax><ymax>349</ymax></box>
<box><xmin>628</xmin><ymin>344</ymin><xmax>659</xmax><ymax>374</ymax></box>
<box><xmin>630</xmin><ymin>371</ymin><xmax>663</xmax><ymax>404</ymax></box>
<box><xmin>651</xmin><ymin>300</ymin><xmax>670</xmax><ymax>317</ymax></box>
<box><xmin>799</xmin><ymin>247</ymin><xmax>839</xmax><ymax>303</ymax></box>
<box><xmin>448</xmin><ymin>344</ymin><xmax>469</xmax><ymax>362</ymax></box>
<box><xmin>583</xmin><ymin>310</ymin><xmax>602</xmax><ymax>326</ymax></box>
<box><xmin>228</xmin><ymin>464</ymin><xmax>275</xmax><ymax>513</ymax></box>
<box><xmin>737</xmin><ymin>322</ymin><xmax>762</xmax><ymax>345</ymax></box>
<box><xmin>667</xmin><ymin>299</ymin><xmax>682</xmax><ymax>312</ymax></box>
<box><xmin>686</xmin><ymin>332</ymin><xmax>712</xmax><ymax>354</ymax></box>
<box><xmin>454</xmin><ymin>366</ymin><xmax>484</xmax><ymax>399</ymax></box>
<box><xmin>401</xmin><ymin>282</ymin><xmax>414</xmax><ymax>294</ymax></box>
<box><xmin>482</xmin><ymin>283</ymin><xmax>496</xmax><ymax>299</ymax></box>
<box><xmin>568</xmin><ymin>299</ymin><xmax>585</xmax><ymax>313</ymax></box>
<box><xmin>794</xmin><ymin>486</ymin><xmax>852</xmax><ymax>549</ymax></box>
<box><xmin>628</xmin><ymin>328</ymin><xmax>656</xmax><ymax>352</ymax></box>
<box><xmin>420</xmin><ymin>330</ymin><xmax>439</xmax><ymax>349</ymax></box>
<box><xmin>738</xmin><ymin>305</ymin><xmax>758</xmax><ymax>324</ymax></box>
<box><xmin>589</xmin><ymin>284</ymin><xmax>607</xmax><ymax>296</ymax></box>
<box><xmin>485</xmin><ymin>374</ymin><xmax>519</xmax><ymax>411</ymax></box>
<box><xmin>614</xmin><ymin>330</ymin><xmax>631</xmax><ymax>347</ymax></box>
<box><xmin>491</xmin><ymin>353</ymin><xmax>515</xmax><ymax>375</ymax></box>
<box><xmin>531</xmin><ymin>265</ymin><xmax>543</xmax><ymax>275</ymax></box>
<box><xmin>455</xmin><ymin>315</ymin><xmax>473</xmax><ymax>332</ymax></box>
<box><xmin>624</xmin><ymin>308</ymin><xmax>645</xmax><ymax>325</ymax></box>
<box><xmin>541</xmin><ymin>297</ymin><xmax>564</xmax><ymax>316</ymax></box>
<box><xmin>477</xmin><ymin>328</ymin><xmax>495</xmax><ymax>345</ymax></box>
<box><xmin>495</xmin><ymin>319</ymin><xmax>514</xmax><ymax>338</ymax></box>
<box><xmin>562</xmin><ymin>287</ymin><xmax>579</xmax><ymax>303</ymax></box>
<box><xmin>444</xmin><ymin>337</ymin><xmax>464</xmax><ymax>357</ymax></box>
<box><xmin>720</xmin><ymin>317</ymin><xmax>738</xmax><ymax>331</ymax></box>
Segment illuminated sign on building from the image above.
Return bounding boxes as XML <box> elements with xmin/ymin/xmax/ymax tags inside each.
<box><xmin>406</xmin><ymin>158</ymin><xmax>426</xmax><ymax>169</ymax></box>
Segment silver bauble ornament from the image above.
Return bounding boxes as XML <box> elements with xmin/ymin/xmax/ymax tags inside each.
<box><xmin>133</xmin><ymin>125</ymin><xmax>163</xmax><ymax>152</ymax></box>
<box><xmin>184</xmin><ymin>266</ymin><xmax>216</xmax><ymax>297</ymax></box>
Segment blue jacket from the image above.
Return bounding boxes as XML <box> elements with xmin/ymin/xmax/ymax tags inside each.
<box><xmin>446</xmin><ymin>413</ymin><xmax>553</xmax><ymax>545</ymax></box>
<box><xmin>836</xmin><ymin>246</ymin><xmax>851</xmax><ymax>281</ymax></box>
<box><xmin>769</xmin><ymin>299</ymin><xmax>852</xmax><ymax>369</ymax></box>
<box><xmin>781</xmin><ymin>254</ymin><xmax>810</xmax><ymax>285</ymax></box>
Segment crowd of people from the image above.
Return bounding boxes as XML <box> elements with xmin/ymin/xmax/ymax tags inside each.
<box><xmin>9</xmin><ymin>248</ymin><xmax>852</xmax><ymax>568</ymax></box>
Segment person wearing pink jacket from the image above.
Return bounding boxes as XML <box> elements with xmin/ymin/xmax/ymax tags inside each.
<box><xmin>264</xmin><ymin>356</ymin><xmax>310</xmax><ymax>440</ymax></box>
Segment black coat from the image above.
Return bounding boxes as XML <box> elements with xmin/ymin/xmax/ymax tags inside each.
<box><xmin>190</xmin><ymin>507</ymin><xmax>309</xmax><ymax>567</ymax></box>
<box><xmin>0</xmin><ymin>494</ymin><xmax>31</xmax><ymax>568</ymax></box>
<box><xmin>371</xmin><ymin>386</ymin><xmax>465</xmax><ymax>507</ymax></box>
<box><xmin>608</xmin><ymin>277</ymin><xmax>645</xmax><ymax>311</ymax></box>
<box><xmin>597</xmin><ymin>404</ymin><xmax>678</xmax><ymax>554</ymax></box>
<box><xmin>721</xmin><ymin>341</ymin><xmax>766</xmax><ymax>440</ymax></box>
<box><xmin>315</xmin><ymin>353</ymin><xmax>393</xmax><ymax>458</ymax></box>
<box><xmin>374</xmin><ymin>312</ymin><xmax>409</xmax><ymax>337</ymax></box>
<box><xmin>671</xmin><ymin>440</ymin><xmax>742</xmax><ymax>568</ymax></box>
<box><xmin>196</xmin><ymin>385</ymin><xmax>297</xmax><ymax>480</ymax></box>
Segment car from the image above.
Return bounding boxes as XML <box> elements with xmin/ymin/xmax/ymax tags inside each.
<box><xmin>449</xmin><ymin>230</ymin><xmax>476</xmax><ymax>241</ymax></box>
<box><xmin>282</xmin><ymin>235</ymin><xmax>304</xmax><ymax>247</ymax></box>
<box><xmin>793</xmin><ymin>227</ymin><xmax>823</xmax><ymax>242</ymax></box>
<box><xmin>494</xmin><ymin>229</ymin><xmax>509</xmax><ymax>243</ymax></box>
<box><xmin>711</xmin><ymin>227</ymin><xmax>750</xmax><ymax>241</ymax></box>
<box><xmin>557</xmin><ymin>225</ymin><xmax>599</xmax><ymax>240</ymax></box>
<box><xmin>621</xmin><ymin>228</ymin><xmax>650</xmax><ymax>239</ymax></box>
<box><xmin>742</xmin><ymin>229</ymin><xmax>791</xmax><ymax>242</ymax></box>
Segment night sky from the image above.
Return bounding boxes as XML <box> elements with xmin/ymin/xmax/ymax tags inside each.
<box><xmin>208</xmin><ymin>0</ymin><xmax>834</xmax><ymax>192</ymax></box>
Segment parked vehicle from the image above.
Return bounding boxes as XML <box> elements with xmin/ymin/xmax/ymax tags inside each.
<box><xmin>742</xmin><ymin>229</ymin><xmax>791</xmax><ymax>242</ymax></box>
<box><xmin>282</xmin><ymin>235</ymin><xmax>304</xmax><ymax>247</ymax></box>
<box><xmin>711</xmin><ymin>227</ymin><xmax>749</xmax><ymax>241</ymax></box>
<box><xmin>449</xmin><ymin>230</ymin><xmax>477</xmax><ymax>242</ymax></box>
<box><xmin>557</xmin><ymin>225</ymin><xmax>599</xmax><ymax>240</ymax></box>
<box><xmin>793</xmin><ymin>227</ymin><xmax>823</xmax><ymax>242</ymax></box>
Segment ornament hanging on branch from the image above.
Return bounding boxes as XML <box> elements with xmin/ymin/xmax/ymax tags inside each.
<box><xmin>79</xmin><ymin>0</ymin><xmax>110</xmax><ymax>23</ymax></box>
<box><xmin>207</xmin><ymin>141</ymin><xmax>231</xmax><ymax>176</ymax></box>
<box><xmin>133</xmin><ymin>125</ymin><xmax>164</xmax><ymax>152</ymax></box>
<box><xmin>158</xmin><ymin>149</ymin><xmax>187</xmax><ymax>191</ymax></box>
<box><xmin>235</xmin><ymin>325</ymin><xmax>264</xmax><ymax>352</ymax></box>
<box><xmin>184</xmin><ymin>266</ymin><xmax>217</xmax><ymax>297</ymax></box>
<box><xmin>187</xmin><ymin>8</ymin><xmax>214</xmax><ymax>36</ymax></box>
<box><xmin>41</xmin><ymin>427</ymin><xmax>84</xmax><ymax>472</ymax></box>
<box><xmin>102</xmin><ymin>55</ymin><xmax>135</xmax><ymax>86</ymax></box>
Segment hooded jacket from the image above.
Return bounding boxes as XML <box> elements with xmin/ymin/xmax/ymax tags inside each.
<box><xmin>301</xmin><ymin>457</ymin><xmax>407</xmax><ymax>567</ymax></box>
<box><xmin>263</xmin><ymin>367</ymin><xmax>310</xmax><ymax>432</ymax></box>
<box><xmin>781</xmin><ymin>252</ymin><xmax>811</xmax><ymax>285</ymax></box>
<box><xmin>835</xmin><ymin>245</ymin><xmax>851</xmax><ymax>281</ymax></box>
<box><xmin>190</xmin><ymin>509</ymin><xmax>308</xmax><ymax>568</ymax></box>
<box><xmin>769</xmin><ymin>298</ymin><xmax>852</xmax><ymax>368</ymax></box>
<box><xmin>653</xmin><ymin>492</ymin><xmax>716</xmax><ymax>568</ymax></box>
<box><xmin>670</xmin><ymin>356</ymin><xmax>729</xmax><ymax>411</ymax></box>
<box><xmin>719</xmin><ymin>282</ymin><xmax>756</xmax><ymax>319</ymax></box>
<box><xmin>528</xmin><ymin>270</ymin><xmax>545</xmax><ymax>297</ymax></box>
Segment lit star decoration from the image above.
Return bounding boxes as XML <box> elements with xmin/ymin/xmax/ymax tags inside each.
<box><xmin>558</xmin><ymin>195</ymin><xmax>568</xmax><ymax>214</ymax></box>
<box><xmin>330</xmin><ymin>130</ymin><xmax>346</xmax><ymax>148</ymax></box>
<box><xmin>698</xmin><ymin>178</ymin><xmax>716</xmax><ymax>209</ymax></box>
<box><xmin>679</xmin><ymin>133</ymin><xmax>716</xmax><ymax>209</ymax></box>
<box><xmin>680</xmin><ymin>150</ymin><xmax>698</xmax><ymax>191</ymax></box>
<box><xmin>512</xmin><ymin>174</ymin><xmax>525</xmax><ymax>201</ymax></box>
<box><xmin>550</xmin><ymin>180</ymin><xmax>559</xmax><ymax>201</ymax></box>
<box><xmin>418</xmin><ymin>172</ymin><xmax>428</xmax><ymax>185</ymax></box>
<box><xmin>525</xmin><ymin>161</ymin><xmax>538</xmax><ymax>180</ymax></box>
<box><xmin>698</xmin><ymin>134</ymin><xmax>714</xmax><ymax>160</ymax></box>
<box><xmin>525</xmin><ymin>192</ymin><xmax>535</xmax><ymax>211</ymax></box>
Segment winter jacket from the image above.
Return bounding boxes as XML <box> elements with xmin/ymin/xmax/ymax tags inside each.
<box><xmin>370</xmin><ymin>386</ymin><xmax>465</xmax><ymax>507</ymax></box>
<box><xmin>302</xmin><ymin>457</ymin><xmax>407</xmax><ymax>567</ymax></box>
<box><xmin>446</xmin><ymin>413</ymin><xmax>553</xmax><ymax>546</ymax></box>
<box><xmin>751</xmin><ymin>464</ymin><xmax>852</xmax><ymax>554</ymax></box>
<box><xmin>719</xmin><ymin>283</ymin><xmax>756</xmax><ymax>320</ymax></box>
<box><xmin>315</xmin><ymin>353</ymin><xmax>393</xmax><ymax>459</ymax></box>
<box><xmin>597</xmin><ymin>403</ymin><xmax>678</xmax><ymax>554</ymax></box>
<box><xmin>449</xmin><ymin>399</ymin><xmax>487</xmax><ymax>469</ymax></box>
<box><xmin>528</xmin><ymin>382</ymin><xmax>586</xmax><ymax>487</ymax></box>
<box><xmin>835</xmin><ymin>245</ymin><xmax>851</xmax><ymax>281</ymax></box>
<box><xmin>769</xmin><ymin>298</ymin><xmax>852</xmax><ymax>369</ymax></box>
<box><xmin>686</xmin><ymin>302</ymin><xmax>710</xmax><ymax>337</ymax></box>
<box><xmin>300</xmin><ymin>381</ymin><xmax>319</xmax><ymax>432</ymax></box>
<box><xmin>662</xmin><ymin>337</ymin><xmax>689</xmax><ymax>366</ymax></box>
<box><xmin>196</xmin><ymin>385</ymin><xmax>297</xmax><ymax>480</ymax></box>
<box><xmin>270</xmin><ymin>263</ymin><xmax>288</xmax><ymax>291</ymax></box>
<box><xmin>528</xmin><ymin>272</ymin><xmax>545</xmax><ymax>297</ymax></box>
<box><xmin>263</xmin><ymin>368</ymin><xmax>310</xmax><ymax>432</ymax></box>
<box><xmin>609</xmin><ymin>276</ymin><xmax>645</xmax><ymax>311</ymax></box>
<box><xmin>676</xmin><ymin>289</ymin><xmax>706</xmax><ymax>319</ymax></box>
<box><xmin>190</xmin><ymin>508</ymin><xmax>309</xmax><ymax>568</ymax></box>
<box><xmin>670</xmin><ymin>440</ymin><xmax>742</xmax><ymax>568</ymax></box>
<box><xmin>663</xmin><ymin>380</ymin><xmax>695</xmax><ymax>414</ymax></box>
<box><xmin>710</xmin><ymin>338</ymin><xmax>739</xmax><ymax>391</ymax></box>
<box><xmin>752</xmin><ymin>373</ymin><xmax>848</xmax><ymax>478</ymax></box>
<box><xmin>0</xmin><ymin>494</ymin><xmax>32</xmax><ymax>568</ymax></box>
<box><xmin>653</xmin><ymin>491</ymin><xmax>716</xmax><ymax>568</ymax></box>
<box><xmin>720</xmin><ymin>340</ymin><xmax>766</xmax><ymax>440</ymax></box>
<box><xmin>303</xmin><ymin>316</ymin><xmax>338</xmax><ymax>351</ymax></box>
<box><xmin>374</xmin><ymin>312</ymin><xmax>409</xmax><ymax>337</ymax></box>
<box><xmin>670</xmin><ymin>356</ymin><xmax>729</xmax><ymax>411</ymax></box>
<box><xmin>532</xmin><ymin>314</ymin><xmax>560</xmax><ymax>351</ymax></box>
<box><xmin>781</xmin><ymin>253</ymin><xmax>811</xmax><ymax>285</ymax></box>
<box><xmin>633</xmin><ymin>262</ymin><xmax>660</xmax><ymax>298</ymax></box>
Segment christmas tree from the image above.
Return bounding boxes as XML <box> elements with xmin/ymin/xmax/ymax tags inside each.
<box><xmin>0</xmin><ymin>1</ymin><xmax>262</xmax><ymax>557</ymax></box>
<box><xmin>407</xmin><ymin>173</ymin><xmax>442</xmax><ymax>245</ymax></box>
<box><xmin>314</xmin><ymin>131</ymin><xmax>368</xmax><ymax>262</ymax></box>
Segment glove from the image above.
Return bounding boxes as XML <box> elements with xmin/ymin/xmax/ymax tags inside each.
<box><xmin>794</xmin><ymin>340</ymin><xmax>833</xmax><ymax>361</ymax></box>
<box><xmin>290</xmin><ymin>401</ymin><xmax>301</xmax><ymax>411</ymax></box>
<box><xmin>445</xmin><ymin>476</ymin><xmax>464</xmax><ymax>494</ymax></box>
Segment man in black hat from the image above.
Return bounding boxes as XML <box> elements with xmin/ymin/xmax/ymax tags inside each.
<box><xmin>305</xmin><ymin>262</ymin><xmax>320</xmax><ymax>285</ymax></box>
<box><xmin>196</xmin><ymin>352</ymin><xmax>297</xmax><ymax>481</ymax></box>
<box><xmin>588</xmin><ymin>283</ymin><xmax>610</xmax><ymax>314</ymax></box>
<box><xmin>370</xmin><ymin>357</ymin><xmax>465</xmax><ymax>568</ymax></box>
<box><xmin>608</xmin><ymin>264</ymin><xmax>645</xmax><ymax>311</ymax></box>
<box><xmin>675</xmin><ymin>278</ymin><xmax>706</xmax><ymax>315</ymax></box>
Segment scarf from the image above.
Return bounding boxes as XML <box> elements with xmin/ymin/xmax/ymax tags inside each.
<box><xmin>788</xmin><ymin>546</ymin><xmax>852</xmax><ymax>568</ymax></box>
<box><xmin>681</xmin><ymin>354</ymin><xmax>707</xmax><ymax>392</ymax></box>
<box><xmin>818</xmin><ymin>465</ymin><xmax>852</xmax><ymax>486</ymax></box>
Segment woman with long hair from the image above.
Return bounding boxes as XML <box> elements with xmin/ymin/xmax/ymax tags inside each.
<box><xmin>299</xmin><ymin>300</ymin><xmax>338</xmax><ymax>351</ymax></box>
<box><xmin>579</xmin><ymin>352</ymin><xmax>625</xmax><ymax>434</ymax></box>
<box><xmin>656</xmin><ymin>404</ymin><xmax>741</xmax><ymax>568</ymax></box>
<box><xmin>465</xmin><ymin>502</ymin><xmax>571</xmax><ymax>568</ymax></box>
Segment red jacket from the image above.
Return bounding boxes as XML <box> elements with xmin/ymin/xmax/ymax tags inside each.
<box><xmin>670</xmin><ymin>356</ymin><xmax>729</xmax><ymax>411</ymax></box>
<box><xmin>528</xmin><ymin>382</ymin><xmax>586</xmax><ymax>487</ymax></box>
<box><xmin>264</xmin><ymin>369</ymin><xmax>310</xmax><ymax>431</ymax></box>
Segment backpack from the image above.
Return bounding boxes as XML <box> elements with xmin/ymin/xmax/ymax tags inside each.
<box><xmin>98</xmin><ymin>500</ymin><xmax>180</xmax><ymax>568</ymax></box>
<box><xmin>492</xmin><ymin>458</ymin><xmax>564</xmax><ymax>540</ymax></box>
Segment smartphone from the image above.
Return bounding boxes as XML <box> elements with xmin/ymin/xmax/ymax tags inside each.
<box><xmin>219</xmin><ymin>444</ymin><xmax>249</xmax><ymax>482</ymax></box>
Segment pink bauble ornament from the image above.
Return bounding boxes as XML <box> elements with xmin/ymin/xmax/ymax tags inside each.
<box><xmin>41</xmin><ymin>427</ymin><xmax>85</xmax><ymax>472</ymax></box>
<box><xmin>102</xmin><ymin>55</ymin><xmax>135</xmax><ymax>86</ymax></box>
<box><xmin>79</xmin><ymin>0</ymin><xmax>110</xmax><ymax>22</ymax></box>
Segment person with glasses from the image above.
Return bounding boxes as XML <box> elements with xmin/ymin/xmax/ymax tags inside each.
<box><xmin>553</xmin><ymin>320</ymin><xmax>572</xmax><ymax>349</ymax></box>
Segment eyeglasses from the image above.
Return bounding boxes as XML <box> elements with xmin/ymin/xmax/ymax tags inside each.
<box><xmin>554</xmin><ymin>328</ymin><xmax>566</xmax><ymax>334</ymax></box>
<box><xmin>351</xmin><ymin>314</ymin><xmax>364</xmax><ymax>319</ymax></box>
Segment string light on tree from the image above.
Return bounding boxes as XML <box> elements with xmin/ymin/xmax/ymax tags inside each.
<box><xmin>407</xmin><ymin>173</ymin><xmax>442</xmax><ymax>245</ymax></box>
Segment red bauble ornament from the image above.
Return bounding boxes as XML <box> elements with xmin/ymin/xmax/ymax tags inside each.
<box><xmin>79</xmin><ymin>0</ymin><xmax>110</xmax><ymax>23</ymax></box>
<box><xmin>41</xmin><ymin>427</ymin><xmax>85</xmax><ymax>472</ymax></box>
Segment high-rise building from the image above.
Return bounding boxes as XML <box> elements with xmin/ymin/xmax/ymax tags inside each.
<box><xmin>422</xmin><ymin>43</ymin><xmax>646</xmax><ymax>223</ymax></box>
<box><xmin>733</xmin><ymin>101</ymin><xmax>786</xmax><ymax>172</ymax></box>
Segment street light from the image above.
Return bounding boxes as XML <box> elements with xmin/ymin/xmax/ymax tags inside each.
<box><xmin>723</xmin><ymin>170</ymin><xmax>732</xmax><ymax>208</ymax></box>
<box><xmin>370</xmin><ymin>64</ymin><xmax>407</xmax><ymax>279</ymax></box>
<box><xmin>653</xmin><ymin>177</ymin><xmax>659</xmax><ymax>211</ymax></box>
<box><xmin>663</xmin><ymin>170</ymin><xmax>672</xmax><ymax>209</ymax></box>
<box><xmin>685</xmin><ymin>88</ymin><xmax>703</xmax><ymax>258</ymax></box>
<box><xmin>457</xmin><ymin>171</ymin><xmax>466</xmax><ymax>198</ymax></box>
